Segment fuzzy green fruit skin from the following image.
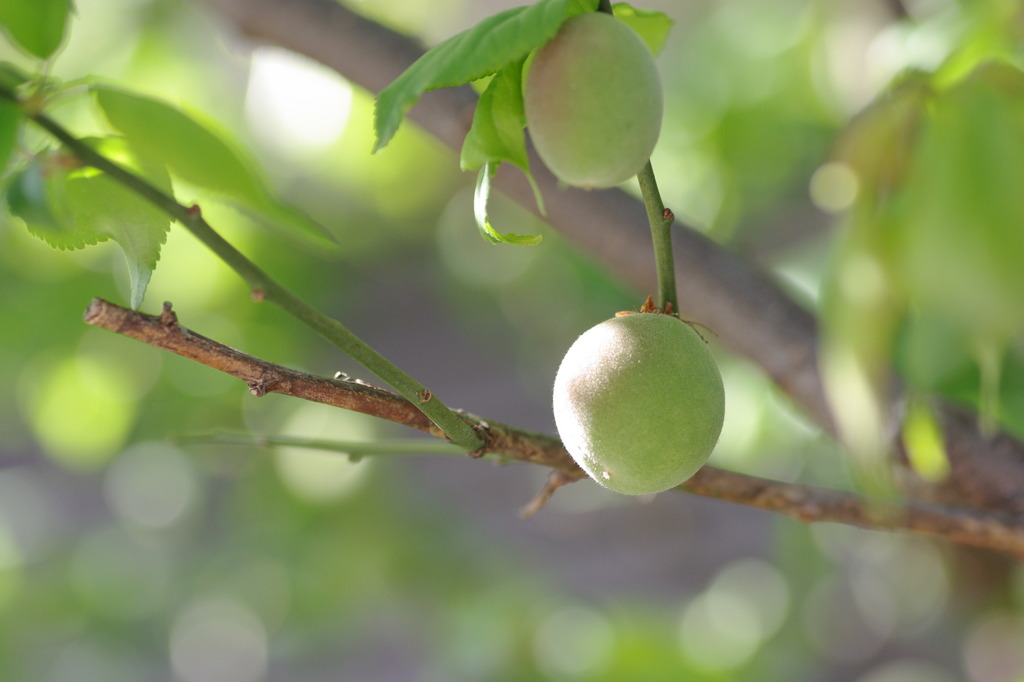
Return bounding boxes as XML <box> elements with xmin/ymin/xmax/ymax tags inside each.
<box><xmin>553</xmin><ymin>313</ymin><xmax>725</xmax><ymax>495</ymax></box>
<box><xmin>523</xmin><ymin>12</ymin><xmax>663</xmax><ymax>189</ymax></box>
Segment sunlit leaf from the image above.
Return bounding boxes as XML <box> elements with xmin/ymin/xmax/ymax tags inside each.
<box><xmin>93</xmin><ymin>85</ymin><xmax>334</xmax><ymax>245</ymax></box>
<box><xmin>461</xmin><ymin>60</ymin><xmax>546</xmax><ymax>219</ymax></box>
<box><xmin>0</xmin><ymin>97</ymin><xmax>21</xmax><ymax>173</ymax></box>
<box><xmin>0</xmin><ymin>61</ymin><xmax>31</xmax><ymax>89</ymax></box>
<box><xmin>0</xmin><ymin>0</ymin><xmax>71</xmax><ymax>59</ymax></box>
<box><xmin>830</xmin><ymin>71</ymin><xmax>931</xmax><ymax>207</ymax></box>
<box><xmin>898</xmin><ymin>60</ymin><xmax>1024</xmax><ymax>338</ymax></box>
<box><xmin>612</xmin><ymin>4</ymin><xmax>673</xmax><ymax>55</ymax></box>
<box><xmin>473</xmin><ymin>162</ymin><xmax>542</xmax><ymax>245</ymax></box>
<box><xmin>461</xmin><ymin>60</ymin><xmax>529</xmax><ymax>172</ymax></box>
<box><xmin>374</xmin><ymin>0</ymin><xmax>598</xmax><ymax>152</ymax></box>
<box><xmin>7</xmin><ymin>138</ymin><xmax>172</xmax><ymax>309</ymax></box>
<box><xmin>6</xmin><ymin>151</ymin><xmax>101</xmax><ymax>250</ymax></box>
<box><xmin>902</xmin><ymin>398</ymin><xmax>950</xmax><ymax>483</ymax></box>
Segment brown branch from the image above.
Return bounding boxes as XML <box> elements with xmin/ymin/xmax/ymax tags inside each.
<box><xmin>84</xmin><ymin>297</ymin><xmax>1024</xmax><ymax>556</ymax></box>
<box><xmin>82</xmin><ymin>298</ymin><xmax>577</xmax><ymax>474</ymax></box>
<box><xmin>195</xmin><ymin>0</ymin><xmax>1024</xmax><ymax>519</ymax></box>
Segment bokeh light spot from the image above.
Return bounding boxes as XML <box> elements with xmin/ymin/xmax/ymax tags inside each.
<box><xmin>963</xmin><ymin>611</ymin><xmax>1024</xmax><ymax>682</ymax></box>
<box><xmin>533</xmin><ymin>605</ymin><xmax>614</xmax><ymax>678</ymax></box>
<box><xmin>104</xmin><ymin>442</ymin><xmax>200</xmax><ymax>530</ymax></box>
<box><xmin>24</xmin><ymin>354</ymin><xmax>136</xmax><ymax>469</ymax></box>
<box><xmin>272</xmin><ymin>404</ymin><xmax>373</xmax><ymax>503</ymax></box>
<box><xmin>170</xmin><ymin>596</ymin><xmax>268</xmax><ymax>682</ymax></box>
<box><xmin>810</xmin><ymin>162</ymin><xmax>859</xmax><ymax>213</ymax></box>
<box><xmin>246</xmin><ymin>46</ymin><xmax>353</xmax><ymax>157</ymax></box>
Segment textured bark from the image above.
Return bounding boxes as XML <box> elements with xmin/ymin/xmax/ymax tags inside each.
<box><xmin>85</xmin><ymin>297</ymin><xmax>1024</xmax><ymax>556</ymax></box>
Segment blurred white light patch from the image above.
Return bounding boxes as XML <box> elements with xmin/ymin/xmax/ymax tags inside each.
<box><xmin>857</xmin><ymin>659</ymin><xmax>959</xmax><ymax>682</ymax></box>
<box><xmin>848</xmin><ymin>537</ymin><xmax>950</xmax><ymax>637</ymax></box>
<box><xmin>963</xmin><ymin>612</ymin><xmax>1024</xmax><ymax>682</ymax></box>
<box><xmin>273</xmin><ymin>404</ymin><xmax>373</xmax><ymax>503</ymax></box>
<box><xmin>105</xmin><ymin>442</ymin><xmax>199</xmax><ymax>530</ymax></box>
<box><xmin>712</xmin><ymin>362</ymin><xmax>766</xmax><ymax>461</ymax></box>
<box><xmin>0</xmin><ymin>468</ymin><xmax>62</xmax><ymax>562</ymax></box>
<box><xmin>532</xmin><ymin>604</ymin><xmax>614</xmax><ymax>678</ymax></box>
<box><xmin>170</xmin><ymin>596</ymin><xmax>268</xmax><ymax>682</ymax></box>
<box><xmin>712</xmin><ymin>559</ymin><xmax>791</xmax><ymax>637</ymax></box>
<box><xmin>245</xmin><ymin>47</ymin><xmax>353</xmax><ymax>157</ymax></box>
<box><xmin>810</xmin><ymin>162</ymin><xmax>859</xmax><ymax>213</ymax></box>
<box><xmin>0</xmin><ymin>522</ymin><xmax>21</xmax><ymax>609</ymax></box>
<box><xmin>679</xmin><ymin>558</ymin><xmax>789</xmax><ymax>671</ymax></box>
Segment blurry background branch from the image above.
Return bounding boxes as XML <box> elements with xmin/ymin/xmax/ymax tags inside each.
<box><xmin>197</xmin><ymin>0</ymin><xmax>1024</xmax><ymax>514</ymax></box>
<box><xmin>85</xmin><ymin>297</ymin><xmax>1024</xmax><ymax>557</ymax></box>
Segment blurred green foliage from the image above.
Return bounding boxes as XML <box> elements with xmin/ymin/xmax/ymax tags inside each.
<box><xmin>1</xmin><ymin>0</ymin><xmax>1024</xmax><ymax>681</ymax></box>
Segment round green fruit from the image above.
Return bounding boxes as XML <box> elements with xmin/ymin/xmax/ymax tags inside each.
<box><xmin>552</xmin><ymin>312</ymin><xmax>725</xmax><ymax>495</ymax></box>
<box><xmin>523</xmin><ymin>12</ymin><xmax>663</xmax><ymax>189</ymax></box>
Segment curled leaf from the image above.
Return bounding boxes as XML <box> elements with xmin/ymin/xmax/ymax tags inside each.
<box><xmin>474</xmin><ymin>162</ymin><xmax>542</xmax><ymax>246</ymax></box>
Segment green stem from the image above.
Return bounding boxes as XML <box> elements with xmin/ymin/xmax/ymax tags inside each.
<box><xmin>180</xmin><ymin>433</ymin><xmax>483</xmax><ymax>458</ymax></box>
<box><xmin>636</xmin><ymin>160</ymin><xmax>678</xmax><ymax>312</ymax></box>
<box><xmin>3</xmin><ymin>86</ymin><xmax>484</xmax><ymax>452</ymax></box>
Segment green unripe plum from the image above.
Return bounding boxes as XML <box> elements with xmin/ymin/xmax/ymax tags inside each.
<box><xmin>553</xmin><ymin>312</ymin><xmax>725</xmax><ymax>495</ymax></box>
<box><xmin>523</xmin><ymin>12</ymin><xmax>663</xmax><ymax>189</ymax></box>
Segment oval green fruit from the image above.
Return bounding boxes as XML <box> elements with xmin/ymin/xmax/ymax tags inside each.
<box><xmin>523</xmin><ymin>12</ymin><xmax>663</xmax><ymax>189</ymax></box>
<box><xmin>553</xmin><ymin>312</ymin><xmax>725</xmax><ymax>495</ymax></box>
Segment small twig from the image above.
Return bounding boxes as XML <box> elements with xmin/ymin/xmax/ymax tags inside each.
<box><xmin>84</xmin><ymin>296</ymin><xmax>1024</xmax><ymax>556</ymax></box>
<box><xmin>521</xmin><ymin>470</ymin><xmax>579</xmax><ymax>519</ymax></box>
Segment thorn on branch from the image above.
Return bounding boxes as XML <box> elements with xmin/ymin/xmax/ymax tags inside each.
<box><xmin>251</xmin><ymin>289</ymin><xmax>266</xmax><ymax>302</ymax></box>
<box><xmin>159</xmin><ymin>302</ymin><xmax>179</xmax><ymax>330</ymax></box>
<box><xmin>662</xmin><ymin>207</ymin><xmax>674</xmax><ymax>222</ymax></box>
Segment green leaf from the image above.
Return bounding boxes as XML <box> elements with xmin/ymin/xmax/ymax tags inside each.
<box><xmin>0</xmin><ymin>61</ymin><xmax>31</xmax><ymax>89</ymax></box>
<box><xmin>0</xmin><ymin>0</ymin><xmax>71</xmax><ymax>59</ymax></box>
<box><xmin>7</xmin><ymin>151</ymin><xmax>101</xmax><ymax>250</ymax></box>
<box><xmin>374</xmin><ymin>0</ymin><xmax>598</xmax><ymax>152</ymax></box>
<box><xmin>93</xmin><ymin>85</ymin><xmax>334</xmax><ymax>245</ymax></box>
<box><xmin>460</xmin><ymin>59</ymin><xmax>546</xmax><ymax>219</ymax></box>
<box><xmin>0</xmin><ymin>96</ymin><xmax>23</xmax><ymax>175</ymax></box>
<box><xmin>460</xmin><ymin>60</ymin><xmax>529</xmax><ymax>172</ymax></box>
<box><xmin>902</xmin><ymin>398</ymin><xmax>950</xmax><ymax>483</ymax></box>
<box><xmin>898</xmin><ymin>60</ymin><xmax>1024</xmax><ymax>338</ymax></box>
<box><xmin>831</xmin><ymin>71</ymin><xmax>931</xmax><ymax>206</ymax></box>
<box><xmin>7</xmin><ymin>138</ymin><xmax>172</xmax><ymax>309</ymax></box>
<box><xmin>68</xmin><ymin>172</ymin><xmax>169</xmax><ymax>310</ymax></box>
<box><xmin>93</xmin><ymin>85</ymin><xmax>262</xmax><ymax>199</ymax></box>
<box><xmin>612</xmin><ymin>4</ymin><xmax>673</xmax><ymax>55</ymax></box>
<box><xmin>473</xmin><ymin>162</ymin><xmax>542</xmax><ymax>246</ymax></box>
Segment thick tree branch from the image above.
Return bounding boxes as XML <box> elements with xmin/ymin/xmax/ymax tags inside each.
<box><xmin>197</xmin><ymin>0</ymin><xmax>1024</xmax><ymax>514</ymax></box>
<box><xmin>84</xmin><ymin>297</ymin><xmax>1024</xmax><ymax>557</ymax></box>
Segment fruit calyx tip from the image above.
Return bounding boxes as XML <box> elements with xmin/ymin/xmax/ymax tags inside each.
<box><xmin>615</xmin><ymin>295</ymin><xmax>676</xmax><ymax>317</ymax></box>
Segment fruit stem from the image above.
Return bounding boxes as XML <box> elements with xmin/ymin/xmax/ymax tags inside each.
<box><xmin>636</xmin><ymin>160</ymin><xmax>678</xmax><ymax>313</ymax></box>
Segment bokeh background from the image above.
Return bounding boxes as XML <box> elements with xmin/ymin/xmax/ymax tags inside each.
<box><xmin>2</xmin><ymin>0</ymin><xmax>1024</xmax><ymax>680</ymax></box>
